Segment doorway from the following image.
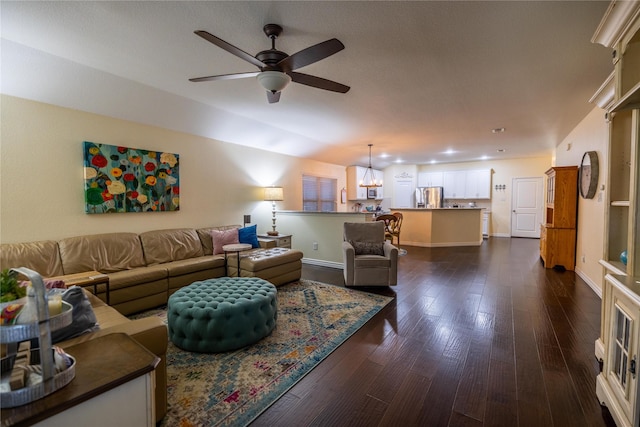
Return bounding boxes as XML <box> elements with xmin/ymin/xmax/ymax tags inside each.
<box><xmin>511</xmin><ymin>177</ymin><xmax>543</xmax><ymax>238</ymax></box>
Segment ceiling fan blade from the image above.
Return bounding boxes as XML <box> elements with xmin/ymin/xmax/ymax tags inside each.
<box><xmin>194</xmin><ymin>30</ymin><xmax>265</xmax><ymax>69</ymax></box>
<box><xmin>266</xmin><ymin>91</ymin><xmax>281</xmax><ymax>104</ymax></box>
<box><xmin>289</xmin><ymin>72</ymin><xmax>350</xmax><ymax>93</ymax></box>
<box><xmin>277</xmin><ymin>38</ymin><xmax>345</xmax><ymax>71</ymax></box>
<box><xmin>189</xmin><ymin>71</ymin><xmax>260</xmax><ymax>82</ymax></box>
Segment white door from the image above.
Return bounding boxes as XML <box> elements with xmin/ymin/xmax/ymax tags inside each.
<box><xmin>511</xmin><ymin>177</ymin><xmax>543</xmax><ymax>238</ymax></box>
<box><xmin>393</xmin><ymin>180</ymin><xmax>413</xmax><ymax>208</ymax></box>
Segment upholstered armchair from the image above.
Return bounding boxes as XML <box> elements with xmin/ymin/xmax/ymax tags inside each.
<box><xmin>342</xmin><ymin>222</ymin><xmax>398</xmax><ymax>287</ymax></box>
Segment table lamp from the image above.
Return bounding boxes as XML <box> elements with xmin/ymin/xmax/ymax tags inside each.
<box><xmin>264</xmin><ymin>186</ymin><xmax>284</xmax><ymax>236</ymax></box>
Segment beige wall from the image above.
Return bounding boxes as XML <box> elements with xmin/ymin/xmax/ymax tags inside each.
<box><xmin>0</xmin><ymin>95</ymin><xmax>347</xmax><ymax>244</ymax></box>
<box><xmin>554</xmin><ymin>106</ymin><xmax>608</xmax><ymax>295</ymax></box>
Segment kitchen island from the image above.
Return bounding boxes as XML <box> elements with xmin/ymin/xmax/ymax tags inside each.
<box><xmin>391</xmin><ymin>208</ymin><xmax>483</xmax><ymax>247</ymax></box>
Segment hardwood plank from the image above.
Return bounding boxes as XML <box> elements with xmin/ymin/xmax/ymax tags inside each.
<box><xmin>378</xmin><ymin>371</ymin><xmax>432</xmax><ymax>426</ymax></box>
<box><xmin>417</xmin><ymin>355</ymin><xmax>466</xmax><ymax>426</ymax></box>
<box><xmin>448</xmin><ymin>411</ymin><xmax>484</xmax><ymax>427</ymax></box>
<box><xmin>366</xmin><ymin>336</ymin><xmax>426</xmax><ymax>403</ymax></box>
<box><xmin>306</xmin><ymin>359</ymin><xmax>385</xmax><ymax>426</ymax></box>
<box><xmin>515</xmin><ymin>354</ymin><xmax>553</xmax><ymax>426</ymax></box>
<box><xmin>484</xmin><ymin>358</ymin><xmax>518</xmax><ymax>425</ymax></box>
<box><xmin>452</xmin><ymin>337</ymin><xmax>491</xmax><ymax>421</ymax></box>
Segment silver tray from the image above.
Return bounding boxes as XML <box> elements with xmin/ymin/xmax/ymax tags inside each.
<box><xmin>0</xmin><ymin>301</ymin><xmax>73</xmax><ymax>342</ymax></box>
<box><xmin>0</xmin><ymin>355</ymin><xmax>76</xmax><ymax>408</ymax></box>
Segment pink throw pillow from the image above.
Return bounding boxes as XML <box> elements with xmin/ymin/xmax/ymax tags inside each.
<box><xmin>211</xmin><ymin>228</ymin><xmax>239</xmax><ymax>255</ymax></box>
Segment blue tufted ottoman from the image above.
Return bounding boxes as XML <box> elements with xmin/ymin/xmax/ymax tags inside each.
<box><xmin>167</xmin><ymin>277</ymin><xmax>277</xmax><ymax>353</ymax></box>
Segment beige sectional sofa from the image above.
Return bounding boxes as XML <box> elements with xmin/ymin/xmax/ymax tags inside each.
<box><xmin>2</xmin><ymin>225</ymin><xmax>302</xmax><ymax>315</ymax></box>
<box><xmin>0</xmin><ymin>225</ymin><xmax>303</xmax><ymax>423</ymax></box>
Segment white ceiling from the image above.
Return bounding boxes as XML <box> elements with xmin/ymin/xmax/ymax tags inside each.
<box><xmin>1</xmin><ymin>1</ymin><xmax>614</xmax><ymax>168</ymax></box>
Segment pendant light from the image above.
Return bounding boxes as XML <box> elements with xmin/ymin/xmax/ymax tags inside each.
<box><xmin>359</xmin><ymin>144</ymin><xmax>382</xmax><ymax>188</ymax></box>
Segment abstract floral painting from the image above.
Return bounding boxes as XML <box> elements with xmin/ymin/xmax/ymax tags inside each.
<box><xmin>83</xmin><ymin>141</ymin><xmax>180</xmax><ymax>213</ymax></box>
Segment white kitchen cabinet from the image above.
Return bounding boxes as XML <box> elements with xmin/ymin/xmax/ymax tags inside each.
<box><xmin>417</xmin><ymin>171</ymin><xmax>444</xmax><ymax>188</ymax></box>
<box><xmin>465</xmin><ymin>169</ymin><xmax>491</xmax><ymax>199</ymax></box>
<box><xmin>443</xmin><ymin>171</ymin><xmax>466</xmax><ymax>199</ymax></box>
<box><xmin>346</xmin><ymin>166</ymin><xmax>367</xmax><ymax>200</ymax></box>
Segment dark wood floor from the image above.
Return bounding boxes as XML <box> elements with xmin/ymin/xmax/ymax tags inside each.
<box><xmin>251</xmin><ymin>237</ymin><xmax>616</xmax><ymax>427</ymax></box>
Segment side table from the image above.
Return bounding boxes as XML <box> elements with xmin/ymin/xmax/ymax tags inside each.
<box><xmin>257</xmin><ymin>233</ymin><xmax>292</xmax><ymax>249</ymax></box>
<box><xmin>222</xmin><ymin>243</ymin><xmax>252</xmax><ymax>277</ymax></box>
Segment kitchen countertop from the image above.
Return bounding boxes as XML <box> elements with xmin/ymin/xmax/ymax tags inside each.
<box><xmin>279</xmin><ymin>210</ymin><xmax>373</xmax><ymax>214</ymax></box>
<box><xmin>390</xmin><ymin>207</ymin><xmax>485</xmax><ymax>210</ymax></box>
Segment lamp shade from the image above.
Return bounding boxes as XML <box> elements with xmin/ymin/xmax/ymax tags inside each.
<box><xmin>257</xmin><ymin>71</ymin><xmax>291</xmax><ymax>92</ymax></box>
<box><xmin>264</xmin><ymin>186</ymin><xmax>284</xmax><ymax>201</ymax></box>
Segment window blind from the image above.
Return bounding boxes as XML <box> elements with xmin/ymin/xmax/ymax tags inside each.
<box><xmin>302</xmin><ymin>175</ymin><xmax>337</xmax><ymax>212</ymax></box>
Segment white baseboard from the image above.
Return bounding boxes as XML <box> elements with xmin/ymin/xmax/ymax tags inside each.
<box><xmin>401</xmin><ymin>240</ymin><xmax>482</xmax><ymax>247</ymax></box>
<box><xmin>492</xmin><ymin>232</ymin><xmax>511</xmax><ymax>238</ymax></box>
<box><xmin>302</xmin><ymin>258</ymin><xmax>343</xmax><ymax>269</ymax></box>
<box><xmin>575</xmin><ymin>267</ymin><xmax>602</xmax><ymax>298</ymax></box>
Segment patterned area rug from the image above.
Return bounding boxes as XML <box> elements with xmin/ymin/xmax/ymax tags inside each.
<box><xmin>130</xmin><ymin>280</ymin><xmax>393</xmax><ymax>427</ymax></box>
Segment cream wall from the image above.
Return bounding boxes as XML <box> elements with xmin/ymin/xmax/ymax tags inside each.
<box><xmin>0</xmin><ymin>95</ymin><xmax>347</xmax><ymax>244</ymax></box>
<box><xmin>554</xmin><ymin>106</ymin><xmax>608</xmax><ymax>295</ymax></box>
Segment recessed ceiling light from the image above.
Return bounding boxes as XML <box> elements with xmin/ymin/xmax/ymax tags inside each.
<box><xmin>492</xmin><ymin>128</ymin><xmax>506</xmax><ymax>133</ymax></box>
<box><xmin>497</xmin><ymin>148</ymin><xmax>506</xmax><ymax>153</ymax></box>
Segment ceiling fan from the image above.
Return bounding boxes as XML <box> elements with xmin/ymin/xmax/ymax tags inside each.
<box><xmin>189</xmin><ymin>24</ymin><xmax>350</xmax><ymax>103</ymax></box>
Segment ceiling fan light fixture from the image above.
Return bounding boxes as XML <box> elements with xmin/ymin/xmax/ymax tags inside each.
<box><xmin>257</xmin><ymin>71</ymin><xmax>291</xmax><ymax>92</ymax></box>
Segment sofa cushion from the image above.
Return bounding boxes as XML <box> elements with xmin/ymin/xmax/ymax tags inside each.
<box><xmin>0</xmin><ymin>240</ymin><xmax>65</xmax><ymax>278</ymax></box>
<box><xmin>350</xmin><ymin>240</ymin><xmax>385</xmax><ymax>256</ymax></box>
<box><xmin>237</xmin><ymin>248</ymin><xmax>303</xmax><ymax>271</ymax></box>
<box><xmin>354</xmin><ymin>257</ymin><xmax>391</xmax><ymax>267</ymax></box>
<box><xmin>58</xmin><ymin>233</ymin><xmax>146</xmax><ymax>274</ymax></box>
<box><xmin>161</xmin><ymin>255</ymin><xmax>225</xmax><ymax>277</ymax></box>
<box><xmin>211</xmin><ymin>228</ymin><xmax>239</xmax><ymax>255</ymax></box>
<box><xmin>196</xmin><ymin>225</ymin><xmax>241</xmax><ymax>256</ymax></box>
<box><xmin>238</xmin><ymin>225</ymin><xmax>260</xmax><ymax>248</ymax></box>
<box><xmin>343</xmin><ymin>221</ymin><xmax>386</xmax><ymax>243</ymax></box>
<box><xmin>139</xmin><ymin>228</ymin><xmax>204</xmax><ymax>265</ymax></box>
<box><xmin>107</xmin><ymin>265</ymin><xmax>168</xmax><ymax>289</ymax></box>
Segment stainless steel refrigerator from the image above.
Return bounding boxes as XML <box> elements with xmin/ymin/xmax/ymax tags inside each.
<box><xmin>415</xmin><ymin>186</ymin><xmax>443</xmax><ymax>208</ymax></box>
